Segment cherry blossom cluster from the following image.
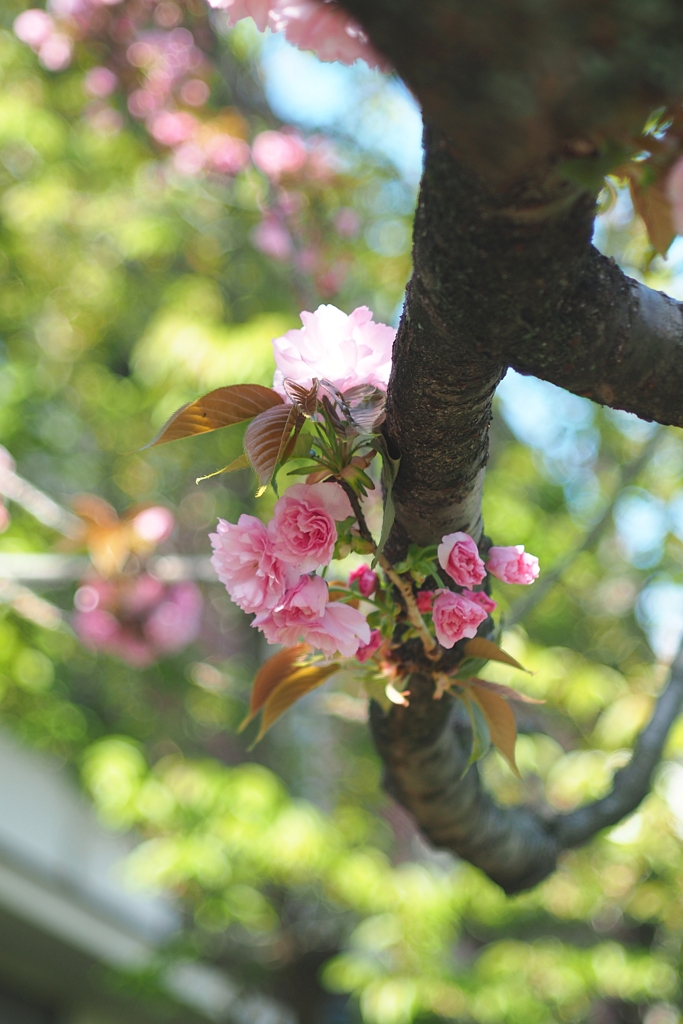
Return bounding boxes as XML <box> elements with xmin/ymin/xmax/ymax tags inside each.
<box><xmin>208</xmin><ymin>303</ymin><xmax>540</xmax><ymax>664</ymax></box>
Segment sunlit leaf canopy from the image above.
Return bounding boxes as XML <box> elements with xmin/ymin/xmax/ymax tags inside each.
<box><xmin>2</xmin><ymin>1</ymin><xmax>683</xmax><ymax>1021</ymax></box>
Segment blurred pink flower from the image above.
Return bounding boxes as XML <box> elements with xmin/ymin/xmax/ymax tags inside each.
<box><xmin>173</xmin><ymin>142</ymin><xmax>206</xmax><ymax>175</ymax></box>
<box><xmin>128</xmin><ymin>89</ymin><xmax>160</xmax><ymax>119</ymax></box>
<box><xmin>272</xmin><ymin>304</ymin><xmax>395</xmax><ymax>394</ymax></box>
<box><xmin>73</xmin><ymin>574</ymin><xmax>202</xmax><ymax>667</ymax></box>
<box><xmin>270</xmin><ymin>482</ymin><xmax>352</xmax><ymax>572</ymax></box>
<box><xmin>467</xmin><ymin>590</ymin><xmax>497</xmax><ymax>614</ymax></box>
<box><xmin>271</xmin><ymin>0</ymin><xmax>389</xmax><ymax>71</ymax></box>
<box><xmin>437</xmin><ymin>532</ymin><xmax>486</xmax><ymax>589</ymax></box>
<box><xmin>210</xmin><ymin>514</ymin><xmax>297</xmax><ymax>613</ymax></box>
<box><xmin>432</xmin><ymin>590</ymin><xmax>488</xmax><ymax>648</ymax></box>
<box><xmin>349</xmin><ymin>564</ymin><xmax>379</xmax><ymax>598</ymax></box>
<box><xmin>84</xmin><ymin>66</ymin><xmax>118</xmax><ymax>98</ymax></box>
<box><xmin>416</xmin><ymin>590</ymin><xmax>434</xmax><ymax>613</ymax></box>
<box><xmin>254</xmin><ymin>574</ymin><xmax>370</xmax><ymax>657</ymax></box>
<box><xmin>39</xmin><ymin>33</ymin><xmax>73</xmax><ymax>71</ymax></box>
<box><xmin>132</xmin><ymin>506</ymin><xmax>175</xmax><ymax>544</ymax></box>
<box><xmin>149</xmin><ymin>110</ymin><xmax>197</xmax><ymax>146</ymax></box>
<box><xmin>355</xmin><ymin>628</ymin><xmax>383</xmax><ymax>662</ymax></box>
<box><xmin>252</xmin><ymin>130</ymin><xmax>307</xmax><ymax>180</ymax></box>
<box><xmin>487</xmin><ymin>545</ymin><xmax>540</xmax><ymax>585</ymax></box>
<box><xmin>207</xmin><ymin>0</ymin><xmax>272</xmax><ymax>31</ymax></box>
<box><xmin>205</xmin><ymin>134</ymin><xmax>250</xmax><ymax>174</ymax></box>
<box><xmin>252</xmin><ymin>215</ymin><xmax>293</xmax><ymax>260</ymax></box>
<box><xmin>334</xmin><ymin>207</ymin><xmax>361</xmax><ymax>238</ymax></box>
<box><xmin>14</xmin><ymin>10</ymin><xmax>54</xmax><ymax>48</ymax></box>
<box><xmin>180</xmin><ymin>78</ymin><xmax>210</xmax><ymax>106</ymax></box>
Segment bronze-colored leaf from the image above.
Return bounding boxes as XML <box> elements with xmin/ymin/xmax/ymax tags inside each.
<box><xmin>463</xmin><ymin>637</ymin><xmax>528</xmax><ymax>673</ymax></box>
<box><xmin>469</xmin><ymin>681</ymin><xmax>521</xmax><ymax>777</ymax></box>
<box><xmin>253</xmin><ymin>663</ymin><xmax>340</xmax><ymax>742</ymax></box>
<box><xmin>196</xmin><ymin>453</ymin><xmax>251</xmax><ymax>484</ymax></box>
<box><xmin>628</xmin><ymin>174</ymin><xmax>675</xmax><ymax>257</ymax></box>
<box><xmin>244</xmin><ymin>404</ymin><xmax>303</xmax><ymax>487</ymax></box>
<box><xmin>239</xmin><ymin>644</ymin><xmax>310</xmax><ymax>731</ymax></box>
<box><xmin>467</xmin><ymin>677</ymin><xmax>544</xmax><ymax>704</ymax></box>
<box><xmin>283</xmin><ymin>378</ymin><xmax>319</xmax><ymax>416</ymax></box>
<box><xmin>144</xmin><ymin>385</ymin><xmax>284</xmax><ymax>448</ymax></box>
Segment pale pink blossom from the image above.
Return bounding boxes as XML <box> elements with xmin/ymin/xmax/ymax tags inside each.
<box><xmin>132</xmin><ymin>506</ymin><xmax>175</xmax><ymax>544</ymax></box>
<box><xmin>84</xmin><ymin>66</ymin><xmax>118</xmax><ymax>98</ymax></box>
<box><xmin>437</xmin><ymin>532</ymin><xmax>486</xmax><ymax>589</ymax></box>
<box><xmin>349</xmin><ymin>564</ymin><xmax>378</xmax><ymax>598</ymax></box>
<box><xmin>210</xmin><ymin>515</ymin><xmax>297</xmax><ymax>612</ymax></box>
<box><xmin>270</xmin><ymin>0</ymin><xmax>389</xmax><ymax>71</ymax></box>
<box><xmin>432</xmin><ymin>590</ymin><xmax>488</xmax><ymax>649</ymax></box>
<box><xmin>205</xmin><ymin>134</ymin><xmax>250</xmax><ymax>174</ymax></box>
<box><xmin>149</xmin><ymin>110</ymin><xmax>197</xmax><ymax>146</ymax></box>
<box><xmin>73</xmin><ymin>575</ymin><xmax>202</xmax><ymax>667</ymax></box>
<box><xmin>416</xmin><ymin>590</ymin><xmax>434</xmax><ymax>613</ymax></box>
<box><xmin>355</xmin><ymin>628</ymin><xmax>383</xmax><ymax>662</ymax></box>
<box><xmin>207</xmin><ymin>0</ymin><xmax>272</xmax><ymax>31</ymax></box>
<box><xmin>39</xmin><ymin>32</ymin><xmax>73</xmax><ymax>71</ymax></box>
<box><xmin>173</xmin><ymin>142</ymin><xmax>206</xmax><ymax>176</ymax></box>
<box><xmin>252</xmin><ymin>131</ymin><xmax>307</xmax><ymax>180</ymax></box>
<box><xmin>270</xmin><ymin>482</ymin><xmax>352</xmax><ymax>572</ymax></box>
<box><xmin>667</xmin><ymin>157</ymin><xmax>683</xmax><ymax>235</ymax></box>
<box><xmin>272</xmin><ymin>304</ymin><xmax>395</xmax><ymax>395</ymax></box>
<box><xmin>486</xmin><ymin>545</ymin><xmax>540</xmax><ymax>585</ymax></box>
<box><xmin>467</xmin><ymin>590</ymin><xmax>497</xmax><ymax>614</ymax></box>
<box><xmin>14</xmin><ymin>10</ymin><xmax>54</xmax><ymax>48</ymax></box>
<box><xmin>254</xmin><ymin>574</ymin><xmax>370</xmax><ymax>657</ymax></box>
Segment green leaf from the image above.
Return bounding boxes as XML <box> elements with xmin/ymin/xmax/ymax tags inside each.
<box><xmin>143</xmin><ymin>384</ymin><xmax>284</xmax><ymax>448</ymax></box>
<box><xmin>196</xmin><ymin>453</ymin><xmax>250</xmax><ymax>484</ymax></box>
<box><xmin>459</xmin><ymin>692</ymin><xmax>491</xmax><ymax>772</ymax></box>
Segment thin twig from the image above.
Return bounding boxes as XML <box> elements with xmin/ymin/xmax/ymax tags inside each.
<box><xmin>0</xmin><ymin>465</ymin><xmax>82</xmax><ymax>539</ymax></box>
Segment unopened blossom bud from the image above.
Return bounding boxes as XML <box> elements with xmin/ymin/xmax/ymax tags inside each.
<box><xmin>487</xmin><ymin>546</ymin><xmax>539</xmax><ymax>585</ymax></box>
<box><xmin>349</xmin><ymin>564</ymin><xmax>379</xmax><ymax>598</ymax></box>
<box><xmin>437</xmin><ymin>532</ymin><xmax>486</xmax><ymax>589</ymax></box>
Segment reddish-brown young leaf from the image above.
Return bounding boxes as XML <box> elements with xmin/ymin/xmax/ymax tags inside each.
<box><xmin>463</xmin><ymin>637</ymin><xmax>528</xmax><ymax>672</ymax></box>
<box><xmin>467</xmin><ymin>677</ymin><xmax>544</xmax><ymax>703</ymax></box>
<box><xmin>253</xmin><ymin>662</ymin><xmax>340</xmax><ymax>742</ymax></box>
<box><xmin>627</xmin><ymin>174</ymin><xmax>675</xmax><ymax>257</ymax></box>
<box><xmin>239</xmin><ymin>644</ymin><xmax>310</xmax><ymax>731</ymax></box>
<box><xmin>144</xmin><ymin>385</ymin><xmax>284</xmax><ymax>448</ymax></box>
<box><xmin>244</xmin><ymin>404</ymin><xmax>303</xmax><ymax>487</ymax></box>
<box><xmin>283</xmin><ymin>378</ymin><xmax>319</xmax><ymax>416</ymax></box>
<box><xmin>469</xmin><ymin>681</ymin><xmax>521</xmax><ymax>777</ymax></box>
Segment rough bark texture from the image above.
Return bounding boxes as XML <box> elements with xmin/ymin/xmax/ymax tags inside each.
<box><xmin>335</xmin><ymin>0</ymin><xmax>683</xmax><ymax>890</ymax></box>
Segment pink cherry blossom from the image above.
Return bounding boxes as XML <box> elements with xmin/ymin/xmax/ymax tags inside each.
<box><xmin>432</xmin><ymin>590</ymin><xmax>488</xmax><ymax>649</ymax></box>
<box><xmin>272</xmin><ymin>304</ymin><xmax>395</xmax><ymax>395</ymax></box>
<box><xmin>466</xmin><ymin>590</ymin><xmax>497</xmax><ymax>614</ymax></box>
<box><xmin>270</xmin><ymin>482</ymin><xmax>353</xmax><ymax>572</ymax></box>
<box><xmin>270</xmin><ymin>0</ymin><xmax>389</xmax><ymax>71</ymax></box>
<box><xmin>416</xmin><ymin>590</ymin><xmax>434</xmax><ymax>613</ymax></box>
<box><xmin>252</xmin><ymin>130</ymin><xmax>307</xmax><ymax>180</ymax></box>
<box><xmin>73</xmin><ymin>574</ymin><xmax>202</xmax><ymax>667</ymax></box>
<box><xmin>84</xmin><ymin>66</ymin><xmax>118</xmax><ymax>98</ymax></box>
<box><xmin>14</xmin><ymin>10</ymin><xmax>54</xmax><ymax>48</ymax></box>
<box><xmin>349</xmin><ymin>564</ymin><xmax>379</xmax><ymax>598</ymax></box>
<box><xmin>252</xmin><ymin>215</ymin><xmax>293</xmax><ymax>261</ymax></box>
<box><xmin>207</xmin><ymin>0</ymin><xmax>272</xmax><ymax>31</ymax></box>
<box><xmin>149</xmin><ymin>110</ymin><xmax>198</xmax><ymax>146</ymax></box>
<box><xmin>254</xmin><ymin>574</ymin><xmax>370</xmax><ymax>657</ymax></box>
<box><xmin>209</xmin><ymin>515</ymin><xmax>297</xmax><ymax>613</ymax></box>
<box><xmin>39</xmin><ymin>33</ymin><xmax>73</xmax><ymax>72</ymax></box>
<box><xmin>437</xmin><ymin>532</ymin><xmax>486</xmax><ymax>589</ymax></box>
<box><xmin>355</xmin><ymin>628</ymin><xmax>383</xmax><ymax>662</ymax></box>
<box><xmin>486</xmin><ymin>545</ymin><xmax>540</xmax><ymax>585</ymax></box>
<box><xmin>205</xmin><ymin>134</ymin><xmax>250</xmax><ymax>175</ymax></box>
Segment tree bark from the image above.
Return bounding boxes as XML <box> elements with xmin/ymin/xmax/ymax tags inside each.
<box><xmin>334</xmin><ymin>0</ymin><xmax>683</xmax><ymax>889</ymax></box>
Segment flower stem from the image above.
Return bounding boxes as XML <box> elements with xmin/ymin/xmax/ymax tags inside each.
<box><xmin>337</xmin><ymin>478</ymin><xmax>438</xmax><ymax>656</ymax></box>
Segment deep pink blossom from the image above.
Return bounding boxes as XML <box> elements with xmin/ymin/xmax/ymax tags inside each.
<box><xmin>252</xmin><ymin>130</ymin><xmax>307</xmax><ymax>180</ymax></box>
<box><xmin>270</xmin><ymin>482</ymin><xmax>352</xmax><ymax>572</ymax></box>
<box><xmin>487</xmin><ymin>545</ymin><xmax>540</xmax><ymax>585</ymax></box>
<box><xmin>272</xmin><ymin>304</ymin><xmax>395</xmax><ymax>395</ymax></box>
<box><xmin>355</xmin><ymin>628</ymin><xmax>383</xmax><ymax>663</ymax></box>
<box><xmin>349</xmin><ymin>564</ymin><xmax>379</xmax><ymax>598</ymax></box>
<box><xmin>432</xmin><ymin>590</ymin><xmax>488</xmax><ymax>649</ymax></box>
<box><xmin>73</xmin><ymin>574</ymin><xmax>202</xmax><ymax>667</ymax></box>
<box><xmin>466</xmin><ymin>590</ymin><xmax>497</xmax><ymax>614</ymax></box>
<box><xmin>437</xmin><ymin>532</ymin><xmax>486</xmax><ymax>589</ymax></box>
<box><xmin>210</xmin><ymin>515</ymin><xmax>297</xmax><ymax>612</ymax></box>
<box><xmin>416</xmin><ymin>590</ymin><xmax>434</xmax><ymax>613</ymax></box>
<box><xmin>254</xmin><ymin>574</ymin><xmax>370</xmax><ymax>657</ymax></box>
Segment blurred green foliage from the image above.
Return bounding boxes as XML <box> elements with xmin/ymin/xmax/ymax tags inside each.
<box><xmin>2</xmin><ymin>4</ymin><xmax>683</xmax><ymax>1023</ymax></box>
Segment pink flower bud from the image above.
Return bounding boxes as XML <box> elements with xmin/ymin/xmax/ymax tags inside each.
<box><xmin>349</xmin><ymin>565</ymin><xmax>379</xmax><ymax>598</ymax></box>
<box><xmin>466</xmin><ymin>591</ymin><xmax>496</xmax><ymax>614</ymax></box>
<box><xmin>487</xmin><ymin>546</ymin><xmax>539</xmax><ymax>585</ymax></box>
<box><xmin>437</xmin><ymin>532</ymin><xmax>486</xmax><ymax>589</ymax></box>
<box><xmin>432</xmin><ymin>590</ymin><xmax>488</xmax><ymax>649</ymax></box>
<box><xmin>416</xmin><ymin>590</ymin><xmax>434</xmax><ymax>613</ymax></box>
<box><xmin>355</xmin><ymin>629</ymin><xmax>383</xmax><ymax>663</ymax></box>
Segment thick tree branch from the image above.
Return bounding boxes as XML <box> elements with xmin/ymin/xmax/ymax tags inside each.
<box><xmin>371</xmin><ymin>641</ymin><xmax>683</xmax><ymax>894</ymax></box>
